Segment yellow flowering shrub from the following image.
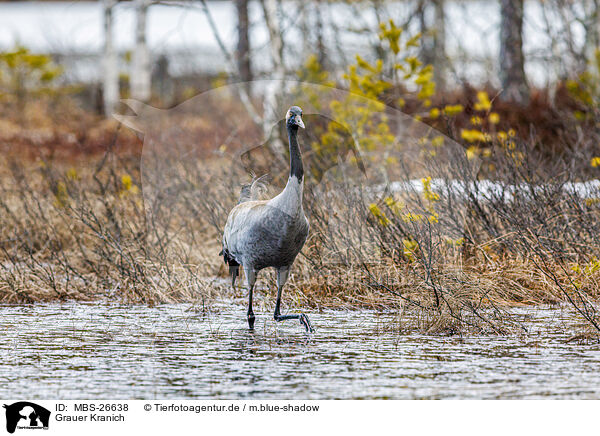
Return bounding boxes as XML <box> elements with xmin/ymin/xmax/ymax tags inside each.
<box><xmin>566</xmin><ymin>49</ymin><xmax>600</xmax><ymax>118</ymax></box>
<box><xmin>442</xmin><ymin>104</ymin><xmax>464</xmax><ymax>116</ymax></box>
<box><xmin>402</xmin><ymin>238</ymin><xmax>418</xmax><ymax>260</ymax></box>
<box><xmin>474</xmin><ymin>91</ymin><xmax>492</xmax><ymax>111</ymax></box>
<box><xmin>369</xmin><ymin>203</ymin><xmax>390</xmax><ymax>226</ymax></box>
<box><xmin>53</xmin><ymin>181</ymin><xmax>69</xmax><ymax>208</ymax></box>
<box><xmin>422</xmin><ymin>176</ymin><xmax>439</xmax><ymax>201</ymax></box>
<box><xmin>119</xmin><ymin>174</ymin><xmax>139</xmax><ymax>197</ymax></box>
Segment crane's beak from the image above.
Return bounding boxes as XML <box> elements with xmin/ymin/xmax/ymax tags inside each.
<box><xmin>295</xmin><ymin>115</ymin><xmax>305</xmax><ymax>129</ymax></box>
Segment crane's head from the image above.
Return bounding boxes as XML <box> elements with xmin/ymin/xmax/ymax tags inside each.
<box><xmin>286</xmin><ymin>106</ymin><xmax>305</xmax><ymax>129</ymax></box>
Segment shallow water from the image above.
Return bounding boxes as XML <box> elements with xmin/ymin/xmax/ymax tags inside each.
<box><xmin>1</xmin><ymin>303</ymin><xmax>599</xmax><ymax>399</ymax></box>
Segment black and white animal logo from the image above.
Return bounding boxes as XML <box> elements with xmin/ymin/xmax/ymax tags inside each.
<box><xmin>3</xmin><ymin>402</ymin><xmax>50</xmax><ymax>434</ymax></box>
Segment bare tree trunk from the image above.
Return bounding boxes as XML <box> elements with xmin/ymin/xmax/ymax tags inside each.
<box><xmin>152</xmin><ymin>55</ymin><xmax>172</xmax><ymax>103</ymax></box>
<box><xmin>499</xmin><ymin>0</ymin><xmax>529</xmax><ymax>104</ymax></box>
<box><xmin>262</xmin><ymin>0</ymin><xmax>284</xmax><ymax>81</ymax></box>
<box><xmin>236</xmin><ymin>0</ymin><xmax>252</xmax><ymax>81</ymax></box>
<box><xmin>418</xmin><ymin>0</ymin><xmax>446</xmax><ymax>92</ymax></box>
<box><xmin>315</xmin><ymin>0</ymin><xmax>327</xmax><ymax>68</ymax></box>
<box><xmin>199</xmin><ymin>0</ymin><xmax>262</xmax><ymax>127</ymax></box>
<box><xmin>261</xmin><ymin>0</ymin><xmax>286</xmax><ymax>156</ymax></box>
<box><xmin>432</xmin><ymin>0</ymin><xmax>446</xmax><ymax>92</ymax></box>
<box><xmin>103</xmin><ymin>0</ymin><xmax>119</xmax><ymax>116</ymax></box>
<box><xmin>298</xmin><ymin>0</ymin><xmax>326</xmax><ymax>66</ymax></box>
<box><xmin>418</xmin><ymin>1</ymin><xmax>431</xmax><ymax>63</ymax></box>
<box><xmin>298</xmin><ymin>0</ymin><xmax>309</xmax><ymax>60</ymax></box>
<box><xmin>131</xmin><ymin>0</ymin><xmax>151</xmax><ymax>102</ymax></box>
<box><xmin>236</xmin><ymin>0</ymin><xmax>252</xmax><ymax>93</ymax></box>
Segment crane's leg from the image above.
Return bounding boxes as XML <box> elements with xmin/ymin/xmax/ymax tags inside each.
<box><xmin>245</xmin><ymin>266</ymin><xmax>257</xmax><ymax>329</ymax></box>
<box><xmin>273</xmin><ymin>266</ymin><xmax>313</xmax><ymax>332</ymax></box>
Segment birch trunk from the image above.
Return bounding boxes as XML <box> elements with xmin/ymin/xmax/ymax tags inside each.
<box><xmin>432</xmin><ymin>0</ymin><xmax>446</xmax><ymax>92</ymax></box>
<box><xmin>262</xmin><ymin>0</ymin><xmax>284</xmax><ymax>81</ymax></box>
<box><xmin>103</xmin><ymin>0</ymin><xmax>119</xmax><ymax>116</ymax></box>
<box><xmin>418</xmin><ymin>0</ymin><xmax>446</xmax><ymax>91</ymax></box>
<box><xmin>131</xmin><ymin>0</ymin><xmax>151</xmax><ymax>102</ymax></box>
<box><xmin>499</xmin><ymin>0</ymin><xmax>529</xmax><ymax>104</ymax></box>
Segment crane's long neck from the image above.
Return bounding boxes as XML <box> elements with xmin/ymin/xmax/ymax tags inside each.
<box><xmin>287</xmin><ymin>123</ymin><xmax>304</xmax><ymax>182</ymax></box>
<box><xmin>271</xmin><ymin>123</ymin><xmax>304</xmax><ymax>215</ymax></box>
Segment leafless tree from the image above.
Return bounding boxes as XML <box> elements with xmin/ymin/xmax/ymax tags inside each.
<box><xmin>260</xmin><ymin>0</ymin><xmax>287</xmax><ymax>157</ymax></box>
<box><xmin>235</xmin><ymin>0</ymin><xmax>252</xmax><ymax>91</ymax></box>
<box><xmin>131</xmin><ymin>0</ymin><xmax>152</xmax><ymax>102</ymax></box>
<box><xmin>416</xmin><ymin>0</ymin><xmax>446</xmax><ymax>91</ymax></box>
<box><xmin>198</xmin><ymin>0</ymin><xmax>262</xmax><ymax>126</ymax></box>
<box><xmin>102</xmin><ymin>0</ymin><xmax>119</xmax><ymax>116</ymax></box>
<box><xmin>499</xmin><ymin>0</ymin><xmax>529</xmax><ymax>104</ymax></box>
<box><xmin>261</xmin><ymin>0</ymin><xmax>284</xmax><ymax>82</ymax></box>
<box><xmin>313</xmin><ymin>1</ymin><xmax>327</xmax><ymax>69</ymax></box>
<box><xmin>432</xmin><ymin>0</ymin><xmax>446</xmax><ymax>92</ymax></box>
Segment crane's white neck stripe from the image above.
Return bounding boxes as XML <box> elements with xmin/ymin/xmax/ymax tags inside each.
<box><xmin>268</xmin><ymin>175</ymin><xmax>303</xmax><ymax>216</ymax></box>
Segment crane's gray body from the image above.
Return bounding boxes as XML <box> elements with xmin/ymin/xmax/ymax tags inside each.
<box><xmin>222</xmin><ymin>176</ymin><xmax>309</xmax><ymax>271</ymax></box>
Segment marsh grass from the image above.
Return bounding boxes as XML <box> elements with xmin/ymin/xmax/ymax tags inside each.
<box><xmin>2</xmin><ymin>81</ymin><xmax>600</xmax><ymax>337</ymax></box>
<box><xmin>2</xmin><ymin>134</ymin><xmax>600</xmax><ymax>338</ymax></box>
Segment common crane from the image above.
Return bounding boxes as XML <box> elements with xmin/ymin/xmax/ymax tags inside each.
<box><xmin>221</xmin><ymin>106</ymin><xmax>312</xmax><ymax>332</ymax></box>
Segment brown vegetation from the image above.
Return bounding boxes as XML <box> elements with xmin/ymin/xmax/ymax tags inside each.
<box><xmin>2</xmin><ymin>71</ymin><xmax>600</xmax><ymax>337</ymax></box>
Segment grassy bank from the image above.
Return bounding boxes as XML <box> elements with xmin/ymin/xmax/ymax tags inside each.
<box><xmin>1</xmin><ymin>128</ymin><xmax>600</xmax><ymax>338</ymax></box>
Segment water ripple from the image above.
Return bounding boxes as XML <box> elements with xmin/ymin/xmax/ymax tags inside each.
<box><xmin>0</xmin><ymin>303</ymin><xmax>599</xmax><ymax>399</ymax></box>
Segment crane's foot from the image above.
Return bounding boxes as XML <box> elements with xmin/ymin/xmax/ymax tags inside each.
<box><xmin>299</xmin><ymin>313</ymin><xmax>313</xmax><ymax>333</ymax></box>
<box><xmin>247</xmin><ymin>313</ymin><xmax>255</xmax><ymax>330</ymax></box>
<box><xmin>274</xmin><ymin>312</ymin><xmax>314</xmax><ymax>333</ymax></box>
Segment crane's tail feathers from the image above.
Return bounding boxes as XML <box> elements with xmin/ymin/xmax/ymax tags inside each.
<box><xmin>229</xmin><ymin>265</ymin><xmax>239</xmax><ymax>287</ymax></box>
<box><xmin>222</xmin><ymin>248</ymin><xmax>240</xmax><ymax>288</ymax></box>
<box><xmin>221</xmin><ymin>248</ymin><xmax>240</xmax><ymax>267</ymax></box>
<box><xmin>238</xmin><ymin>174</ymin><xmax>271</xmax><ymax>203</ymax></box>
